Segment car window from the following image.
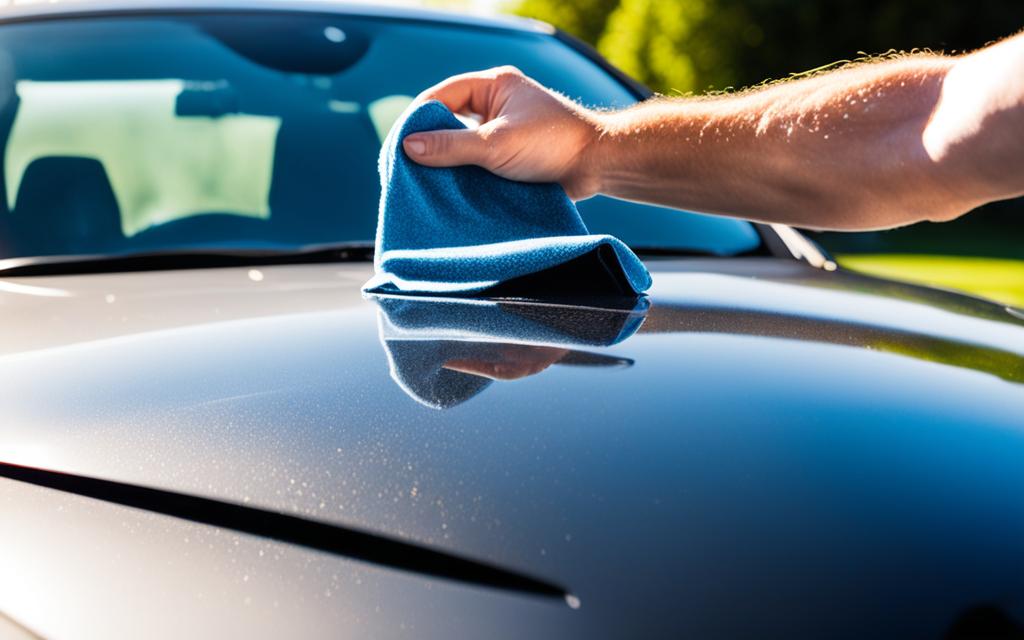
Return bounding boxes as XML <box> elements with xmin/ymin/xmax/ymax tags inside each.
<box><xmin>0</xmin><ymin>12</ymin><xmax>761</xmax><ymax>259</ymax></box>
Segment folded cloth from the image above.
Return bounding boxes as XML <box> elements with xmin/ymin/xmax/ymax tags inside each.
<box><xmin>362</xmin><ymin>100</ymin><xmax>652</xmax><ymax>297</ymax></box>
<box><xmin>372</xmin><ymin>294</ymin><xmax>647</xmax><ymax>409</ymax></box>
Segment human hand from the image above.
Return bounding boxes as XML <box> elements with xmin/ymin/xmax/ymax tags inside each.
<box><xmin>402</xmin><ymin>66</ymin><xmax>602</xmax><ymax>200</ymax></box>
<box><xmin>443</xmin><ymin>344</ymin><xmax>570</xmax><ymax>381</ymax></box>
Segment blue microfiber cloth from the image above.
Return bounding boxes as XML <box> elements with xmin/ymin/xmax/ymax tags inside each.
<box><xmin>362</xmin><ymin>100</ymin><xmax>652</xmax><ymax>297</ymax></box>
<box><xmin>372</xmin><ymin>294</ymin><xmax>647</xmax><ymax>409</ymax></box>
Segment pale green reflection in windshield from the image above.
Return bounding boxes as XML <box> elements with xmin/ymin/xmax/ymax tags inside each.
<box><xmin>368</xmin><ymin>94</ymin><xmax>413</xmax><ymax>144</ymax></box>
<box><xmin>6</xmin><ymin>80</ymin><xmax>280</xmax><ymax>237</ymax></box>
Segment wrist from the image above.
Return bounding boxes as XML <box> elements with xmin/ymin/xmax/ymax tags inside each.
<box><xmin>578</xmin><ymin>108</ymin><xmax>640</xmax><ymax>200</ymax></box>
<box><xmin>569</xmin><ymin>109</ymin><xmax>616</xmax><ymax>200</ymax></box>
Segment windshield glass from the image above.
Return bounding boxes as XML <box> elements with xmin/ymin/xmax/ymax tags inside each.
<box><xmin>0</xmin><ymin>12</ymin><xmax>761</xmax><ymax>260</ymax></box>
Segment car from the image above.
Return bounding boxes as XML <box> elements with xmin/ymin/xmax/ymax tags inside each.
<box><xmin>0</xmin><ymin>1</ymin><xmax>1022</xmax><ymax>638</ymax></box>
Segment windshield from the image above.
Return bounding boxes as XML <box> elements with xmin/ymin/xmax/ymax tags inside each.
<box><xmin>0</xmin><ymin>12</ymin><xmax>762</xmax><ymax>261</ymax></box>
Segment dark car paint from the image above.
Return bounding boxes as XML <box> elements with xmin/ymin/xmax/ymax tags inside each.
<box><xmin>0</xmin><ymin>2</ymin><xmax>1022</xmax><ymax>637</ymax></box>
<box><xmin>1</xmin><ymin>258</ymin><xmax>1023</xmax><ymax>638</ymax></box>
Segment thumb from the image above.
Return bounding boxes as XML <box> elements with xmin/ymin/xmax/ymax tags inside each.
<box><xmin>402</xmin><ymin>128</ymin><xmax>489</xmax><ymax>168</ymax></box>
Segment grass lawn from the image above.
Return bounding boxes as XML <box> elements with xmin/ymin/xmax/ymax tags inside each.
<box><xmin>836</xmin><ymin>254</ymin><xmax>1024</xmax><ymax>308</ymax></box>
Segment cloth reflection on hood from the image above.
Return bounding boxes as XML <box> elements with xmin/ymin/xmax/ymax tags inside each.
<box><xmin>372</xmin><ymin>295</ymin><xmax>648</xmax><ymax>409</ymax></box>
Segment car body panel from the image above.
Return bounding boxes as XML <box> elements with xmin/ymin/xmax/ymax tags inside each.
<box><xmin>1</xmin><ymin>2</ymin><xmax>1022</xmax><ymax>637</ymax></box>
<box><xmin>2</xmin><ymin>259</ymin><xmax>1023</xmax><ymax>638</ymax></box>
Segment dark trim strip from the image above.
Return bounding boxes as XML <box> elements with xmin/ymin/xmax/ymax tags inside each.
<box><xmin>0</xmin><ymin>461</ymin><xmax>571</xmax><ymax>604</ymax></box>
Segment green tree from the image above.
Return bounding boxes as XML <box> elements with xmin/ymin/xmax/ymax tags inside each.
<box><xmin>596</xmin><ymin>0</ymin><xmax>751</xmax><ymax>94</ymax></box>
<box><xmin>515</xmin><ymin>0</ymin><xmax>1024</xmax><ymax>95</ymax></box>
<box><xmin>514</xmin><ymin>0</ymin><xmax>619</xmax><ymax>45</ymax></box>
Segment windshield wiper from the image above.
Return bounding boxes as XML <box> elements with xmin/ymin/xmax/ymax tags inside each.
<box><xmin>0</xmin><ymin>242</ymin><xmax>375</xmax><ymax>277</ymax></box>
<box><xmin>0</xmin><ymin>243</ymin><xmax>757</xmax><ymax>278</ymax></box>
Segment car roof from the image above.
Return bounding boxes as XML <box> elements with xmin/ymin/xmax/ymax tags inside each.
<box><xmin>0</xmin><ymin>0</ymin><xmax>554</xmax><ymax>33</ymax></box>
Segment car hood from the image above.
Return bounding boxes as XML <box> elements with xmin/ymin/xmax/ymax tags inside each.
<box><xmin>2</xmin><ymin>258</ymin><xmax>1024</xmax><ymax>639</ymax></box>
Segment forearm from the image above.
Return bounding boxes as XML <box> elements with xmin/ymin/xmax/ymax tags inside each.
<box><xmin>407</xmin><ymin>38</ymin><xmax>1024</xmax><ymax>230</ymax></box>
<box><xmin>586</xmin><ymin>40</ymin><xmax>1024</xmax><ymax>230</ymax></box>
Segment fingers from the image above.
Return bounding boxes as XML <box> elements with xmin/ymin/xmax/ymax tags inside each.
<box><xmin>404</xmin><ymin>66</ymin><xmax>528</xmax><ymax>169</ymax></box>
<box><xmin>417</xmin><ymin>74</ymin><xmax>494</xmax><ymax>116</ymax></box>
<box><xmin>402</xmin><ymin>127</ymin><xmax>490</xmax><ymax>168</ymax></box>
<box><xmin>415</xmin><ymin>65</ymin><xmax>523</xmax><ymax>118</ymax></box>
<box><xmin>443</xmin><ymin>358</ymin><xmax>537</xmax><ymax>381</ymax></box>
<box><xmin>443</xmin><ymin>346</ymin><xmax>569</xmax><ymax>381</ymax></box>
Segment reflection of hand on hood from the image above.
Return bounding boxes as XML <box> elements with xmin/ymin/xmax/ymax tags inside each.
<box><xmin>444</xmin><ymin>345</ymin><xmax>570</xmax><ymax>381</ymax></box>
<box><xmin>372</xmin><ymin>295</ymin><xmax>647</xmax><ymax>410</ymax></box>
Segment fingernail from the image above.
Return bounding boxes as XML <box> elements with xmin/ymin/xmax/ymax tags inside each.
<box><xmin>404</xmin><ymin>137</ymin><xmax>426</xmax><ymax>155</ymax></box>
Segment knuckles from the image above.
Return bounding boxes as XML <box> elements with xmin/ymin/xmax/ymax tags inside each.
<box><xmin>487</xmin><ymin>65</ymin><xmax>525</xmax><ymax>88</ymax></box>
<box><xmin>429</xmin><ymin>131</ymin><xmax>452</xmax><ymax>157</ymax></box>
<box><xmin>492</xmin><ymin>65</ymin><xmax>523</xmax><ymax>78</ymax></box>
